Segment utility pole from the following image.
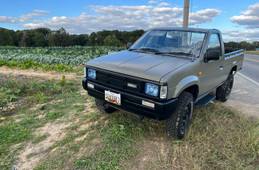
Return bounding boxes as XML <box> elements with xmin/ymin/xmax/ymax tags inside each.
<box><xmin>183</xmin><ymin>0</ymin><xmax>190</xmax><ymax>28</ymax></box>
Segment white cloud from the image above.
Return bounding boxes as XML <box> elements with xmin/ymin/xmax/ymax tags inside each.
<box><xmin>0</xmin><ymin>10</ymin><xmax>50</xmax><ymax>23</ymax></box>
<box><xmin>189</xmin><ymin>9</ymin><xmax>221</xmax><ymax>25</ymax></box>
<box><xmin>32</xmin><ymin>10</ymin><xmax>50</xmax><ymax>14</ymax></box>
<box><xmin>158</xmin><ymin>2</ymin><xmax>170</xmax><ymax>7</ymax></box>
<box><xmin>0</xmin><ymin>16</ymin><xmax>16</xmax><ymax>23</ymax></box>
<box><xmin>22</xmin><ymin>5</ymin><xmax>221</xmax><ymax>34</ymax></box>
<box><xmin>19</xmin><ymin>10</ymin><xmax>50</xmax><ymax>23</ymax></box>
<box><xmin>222</xmin><ymin>30</ymin><xmax>259</xmax><ymax>42</ymax></box>
<box><xmin>148</xmin><ymin>1</ymin><xmax>157</xmax><ymax>5</ymax></box>
<box><xmin>230</xmin><ymin>3</ymin><xmax>259</xmax><ymax>28</ymax></box>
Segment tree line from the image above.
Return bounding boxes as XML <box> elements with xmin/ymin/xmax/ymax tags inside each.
<box><xmin>0</xmin><ymin>27</ymin><xmax>258</xmax><ymax>50</ymax></box>
<box><xmin>224</xmin><ymin>41</ymin><xmax>258</xmax><ymax>51</ymax></box>
<box><xmin>0</xmin><ymin>27</ymin><xmax>144</xmax><ymax>47</ymax></box>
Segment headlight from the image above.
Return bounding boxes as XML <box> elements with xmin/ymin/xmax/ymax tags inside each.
<box><xmin>145</xmin><ymin>83</ymin><xmax>159</xmax><ymax>97</ymax></box>
<box><xmin>160</xmin><ymin>85</ymin><xmax>167</xmax><ymax>99</ymax></box>
<box><xmin>88</xmin><ymin>69</ymin><xmax>96</xmax><ymax>79</ymax></box>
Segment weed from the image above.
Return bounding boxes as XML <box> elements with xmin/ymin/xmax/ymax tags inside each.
<box><xmin>0</xmin><ymin>87</ymin><xmax>20</xmax><ymax>105</ymax></box>
<box><xmin>32</xmin><ymin>134</ymin><xmax>49</xmax><ymax>144</ymax></box>
<box><xmin>32</xmin><ymin>93</ymin><xmax>47</xmax><ymax>104</ymax></box>
<box><xmin>46</xmin><ymin>112</ymin><xmax>65</xmax><ymax>120</ymax></box>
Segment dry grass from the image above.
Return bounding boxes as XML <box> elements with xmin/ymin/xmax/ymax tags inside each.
<box><xmin>245</xmin><ymin>51</ymin><xmax>259</xmax><ymax>55</ymax></box>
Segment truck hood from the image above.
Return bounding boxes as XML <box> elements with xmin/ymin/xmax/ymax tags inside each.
<box><xmin>86</xmin><ymin>50</ymin><xmax>190</xmax><ymax>82</ymax></box>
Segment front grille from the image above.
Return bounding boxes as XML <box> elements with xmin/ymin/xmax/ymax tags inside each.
<box><xmin>94</xmin><ymin>69</ymin><xmax>144</xmax><ymax>94</ymax></box>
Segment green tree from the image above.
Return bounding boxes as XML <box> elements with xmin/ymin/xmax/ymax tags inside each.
<box><xmin>0</xmin><ymin>28</ymin><xmax>14</xmax><ymax>46</ymax></box>
<box><xmin>33</xmin><ymin>32</ymin><xmax>47</xmax><ymax>47</ymax></box>
<box><xmin>73</xmin><ymin>34</ymin><xmax>88</xmax><ymax>46</ymax></box>
<box><xmin>103</xmin><ymin>34</ymin><xmax>121</xmax><ymax>47</ymax></box>
<box><xmin>86</xmin><ymin>32</ymin><xmax>97</xmax><ymax>46</ymax></box>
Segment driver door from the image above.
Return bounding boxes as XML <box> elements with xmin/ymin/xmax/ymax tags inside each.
<box><xmin>199</xmin><ymin>33</ymin><xmax>225</xmax><ymax>95</ymax></box>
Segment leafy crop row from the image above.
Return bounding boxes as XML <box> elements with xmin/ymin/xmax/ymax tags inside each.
<box><xmin>0</xmin><ymin>59</ymin><xmax>75</xmax><ymax>72</ymax></box>
<box><xmin>0</xmin><ymin>46</ymin><xmax>125</xmax><ymax>56</ymax></box>
<box><xmin>0</xmin><ymin>46</ymin><xmax>125</xmax><ymax>66</ymax></box>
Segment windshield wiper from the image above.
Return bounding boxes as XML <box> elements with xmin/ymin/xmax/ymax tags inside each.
<box><xmin>155</xmin><ymin>51</ymin><xmax>193</xmax><ymax>57</ymax></box>
<box><xmin>128</xmin><ymin>48</ymin><xmax>138</xmax><ymax>51</ymax></box>
<box><xmin>137</xmin><ymin>47</ymin><xmax>159</xmax><ymax>52</ymax></box>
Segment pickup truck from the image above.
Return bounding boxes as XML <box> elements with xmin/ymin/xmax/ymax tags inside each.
<box><xmin>82</xmin><ymin>27</ymin><xmax>244</xmax><ymax>139</ymax></box>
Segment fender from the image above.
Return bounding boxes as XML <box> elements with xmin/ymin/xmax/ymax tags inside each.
<box><xmin>173</xmin><ymin>75</ymin><xmax>200</xmax><ymax>98</ymax></box>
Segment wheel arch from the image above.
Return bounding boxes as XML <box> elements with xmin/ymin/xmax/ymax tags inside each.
<box><xmin>174</xmin><ymin>76</ymin><xmax>200</xmax><ymax>100</ymax></box>
<box><xmin>182</xmin><ymin>85</ymin><xmax>199</xmax><ymax>101</ymax></box>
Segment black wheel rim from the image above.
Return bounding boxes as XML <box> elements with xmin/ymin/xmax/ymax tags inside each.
<box><xmin>180</xmin><ymin>102</ymin><xmax>193</xmax><ymax>135</ymax></box>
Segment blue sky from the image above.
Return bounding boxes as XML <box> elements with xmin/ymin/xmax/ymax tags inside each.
<box><xmin>0</xmin><ymin>0</ymin><xmax>259</xmax><ymax>41</ymax></box>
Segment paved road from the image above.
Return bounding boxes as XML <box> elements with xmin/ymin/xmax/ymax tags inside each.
<box><xmin>240</xmin><ymin>54</ymin><xmax>259</xmax><ymax>83</ymax></box>
<box><xmin>223</xmin><ymin>54</ymin><xmax>259</xmax><ymax>119</ymax></box>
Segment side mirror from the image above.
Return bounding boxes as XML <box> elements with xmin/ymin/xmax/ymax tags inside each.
<box><xmin>127</xmin><ymin>42</ymin><xmax>133</xmax><ymax>49</ymax></box>
<box><xmin>204</xmin><ymin>50</ymin><xmax>220</xmax><ymax>62</ymax></box>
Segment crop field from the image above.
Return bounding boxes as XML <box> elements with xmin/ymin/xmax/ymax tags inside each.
<box><xmin>0</xmin><ymin>46</ymin><xmax>125</xmax><ymax>71</ymax></box>
<box><xmin>0</xmin><ymin>47</ymin><xmax>258</xmax><ymax>169</ymax></box>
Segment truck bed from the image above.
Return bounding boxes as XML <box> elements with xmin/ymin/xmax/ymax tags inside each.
<box><xmin>225</xmin><ymin>47</ymin><xmax>242</xmax><ymax>54</ymax></box>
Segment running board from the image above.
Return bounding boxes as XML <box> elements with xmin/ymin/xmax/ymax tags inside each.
<box><xmin>194</xmin><ymin>94</ymin><xmax>216</xmax><ymax>106</ymax></box>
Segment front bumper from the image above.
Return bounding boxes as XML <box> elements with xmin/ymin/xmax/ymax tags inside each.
<box><xmin>82</xmin><ymin>78</ymin><xmax>178</xmax><ymax>120</ymax></box>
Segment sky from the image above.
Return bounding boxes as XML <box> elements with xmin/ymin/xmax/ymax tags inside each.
<box><xmin>0</xmin><ymin>0</ymin><xmax>259</xmax><ymax>42</ymax></box>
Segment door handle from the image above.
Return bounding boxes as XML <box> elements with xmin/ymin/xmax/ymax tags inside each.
<box><xmin>220</xmin><ymin>65</ymin><xmax>223</xmax><ymax>70</ymax></box>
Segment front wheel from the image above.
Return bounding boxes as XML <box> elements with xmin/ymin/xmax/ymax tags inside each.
<box><xmin>165</xmin><ymin>91</ymin><xmax>194</xmax><ymax>139</ymax></box>
<box><xmin>216</xmin><ymin>74</ymin><xmax>234</xmax><ymax>102</ymax></box>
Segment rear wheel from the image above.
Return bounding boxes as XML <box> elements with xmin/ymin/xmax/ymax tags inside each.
<box><xmin>216</xmin><ymin>74</ymin><xmax>234</xmax><ymax>102</ymax></box>
<box><xmin>165</xmin><ymin>91</ymin><xmax>194</xmax><ymax>139</ymax></box>
<box><xmin>95</xmin><ymin>98</ymin><xmax>117</xmax><ymax>114</ymax></box>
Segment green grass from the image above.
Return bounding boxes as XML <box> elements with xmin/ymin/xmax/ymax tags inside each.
<box><xmin>0</xmin><ymin>77</ymin><xmax>65</xmax><ymax>107</ymax></box>
<box><xmin>74</xmin><ymin>113</ymin><xmax>147</xmax><ymax>169</ymax></box>
<box><xmin>45</xmin><ymin>112</ymin><xmax>65</xmax><ymax>120</ymax></box>
<box><xmin>34</xmin><ymin>104</ymin><xmax>259</xmax><ymax>170</ymax></box>
<box><xmin>0</xmin><ymin>76</ymin><xmax>79</xmax><ymax>169</ymax></box>
<box><xmin>32</xmin><ymin>134</ymin><xmax>49</xmax><ymax>144</ymax></box>
<box><xmin>244</xmin><ymin>51</ymin><xmax>259</xmax><ymax>55</ymax></box>
<box><xmin>0</xmin><ymin>75</ymin><xmax>258</xmax><ymax>170</ymax></box>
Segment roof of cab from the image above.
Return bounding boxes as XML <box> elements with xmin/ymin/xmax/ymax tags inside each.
<box><xmin>149</xmin><ymin>27</ymin><xmax>220</xmax><ymax>33</ymax></box>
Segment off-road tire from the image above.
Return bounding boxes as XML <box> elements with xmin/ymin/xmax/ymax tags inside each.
<box><xmin>95</xmin><ymin>98</ymin><xmax>117</xmax><ymax>114</ymax></box>
<box><xmin>216</xmin><ymin>74</ymin><xmax>234</xmax><ymax>102</ymax></box>
<box><xmin>165</xmin><ymin>91</ymin><xmax>194</xmax><ymax>139</ymax></box>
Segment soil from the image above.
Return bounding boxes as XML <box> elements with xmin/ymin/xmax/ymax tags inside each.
<box><xmin>0</xmin><ymin>66</ymin><xmax>78</xmax><ymax>81</ymax></box>
<box><xmin>17</xmin><ymin>122</ymin><xmax>71</xmax><ymax>169</ymax></box>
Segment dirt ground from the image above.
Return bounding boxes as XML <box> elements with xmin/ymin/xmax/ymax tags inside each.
<box><xmin>1</xmin><ymin>66</ymin><xmax>258</xmax><ymax>169</ymax></box>
<box><xmin>0</xmin><ymin>66</ymin><xmax>78</xmax><ymax>81</ymax></box>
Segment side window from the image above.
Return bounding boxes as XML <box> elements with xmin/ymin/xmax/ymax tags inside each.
<box><xmin>204</xmin><ymin>34</ymin><xmax>222</xmax><ymax>62</ymax></box>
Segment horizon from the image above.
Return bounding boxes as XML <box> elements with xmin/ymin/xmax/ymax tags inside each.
<box><xmin>0</xmin><ymin>0</ymin><xmax>259</xmax><ymax>42</ymax></box>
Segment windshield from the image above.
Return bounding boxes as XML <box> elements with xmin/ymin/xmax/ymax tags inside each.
<box><xmin>130</xmin><ymin>30</ymin><xmax>206</xmax><ymax>57</ymax></box>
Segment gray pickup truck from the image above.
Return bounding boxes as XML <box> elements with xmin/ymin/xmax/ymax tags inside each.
<box><xmin>82</xmin><ymin>27</ymin><xmax>244</xmax><ymax>139</ymax></box>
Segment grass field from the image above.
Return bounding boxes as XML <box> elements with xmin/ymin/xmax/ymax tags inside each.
<box><xmin>245</xmin><ymin>51</ymin><xmax>259</xmax><ymax>55</ymax></box>
<box><xmin>0</xmin><ymin>70</ymin><xmax>258</xmax><ymax>169</ymax></box>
